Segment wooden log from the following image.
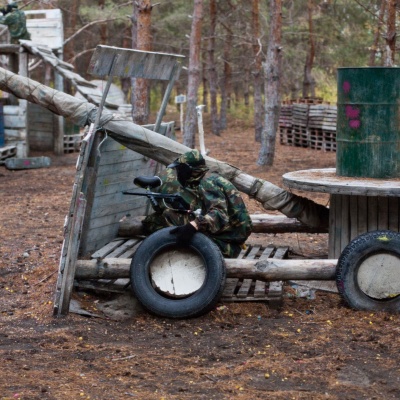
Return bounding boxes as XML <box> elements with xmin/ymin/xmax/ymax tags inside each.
<box><xmin>0</xmin><ymin>66</ymin><xmax>329</xmax><ymax>229</ymax></box>
<box><xmin>75</xmin><ymin>257</ymin><xmax>337</xmax><ymax>282</ymax></box>
<box><xmin>118</xmin><ymin>214</ymin><xmax>329</xmax><ymax>237</ymax></box>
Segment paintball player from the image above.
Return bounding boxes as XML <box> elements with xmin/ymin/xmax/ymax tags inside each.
<box><xmin>0</xmin><ymin>3</ymin><xmax>30</xmax><ymax>44</ymax></box>
<box><xmin>142</xmin><ymin>149</ymin><xmax>253</xmax><ymax>258</ymax></box>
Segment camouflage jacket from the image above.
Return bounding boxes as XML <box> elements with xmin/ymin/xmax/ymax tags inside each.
<box><xmin>0</xmin><ymin>10</ymin><xmax>31</xmax><ymax>43</ymax></box>
<box><xmin>142</xmin><ymin>167</ymin><xmax>253</xmax><ymax>256</ymax></box>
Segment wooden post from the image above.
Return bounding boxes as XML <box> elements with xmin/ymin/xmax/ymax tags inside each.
<box><xmin>196</xmin><ymin>104</ymin><xmax>207</xmax><ymax>156</ymax></box>
<box><xmin>18</xmin><ymin>46</ymin><xmax>28</xmax><ymax>156</ymax></box>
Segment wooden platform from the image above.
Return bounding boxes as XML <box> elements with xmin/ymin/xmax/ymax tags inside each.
<box><xmin>0</xmin><ymin>145</ymin><xmax>17</xmax><ymax>164</ymax></box>
<box><xmin>222</xmin><ymin>244</ymin><xmax>288</xmax><ymax>308</ymax></box>
<box><xmin>74</xmin><ymin>239</ymin><xmax>289</xmax><ymax>308</ymax></box>
<box><xmin>63</xmin><ymin>133</ymin><xmax>84</xmax><ymax>153</ymax></box>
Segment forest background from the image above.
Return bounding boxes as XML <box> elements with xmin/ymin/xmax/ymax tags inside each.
<box><xmin>7</xmin><ymin>0</ymin><xmax>398</xmax><ymax>164</ymax></box>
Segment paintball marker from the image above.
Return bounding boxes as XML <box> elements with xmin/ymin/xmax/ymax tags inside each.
<box><xmin>123</xmin><ymin>176</ymin><xmax>200</xmax><ymax>217</ymax></box>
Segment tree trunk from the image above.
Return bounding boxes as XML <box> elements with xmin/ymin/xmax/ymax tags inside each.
<box><xmin>183</xmin><ymin>0</ymin><xmax>204</xmax><ymax>148</ymax></box>
<box><xmin>385</xmin><ymin>0</ymin><xmax>396</xmax><ymax>66</ymax></box>
<box><xmin>302</xmin><ymin>0</ymin><xmax>315</xmax><ymax>98</ymax></box>
<box><xmin>257</xmin><ymin>0</ymin><xmax>282</xmax><ymax>166</ymax></box>
<box><xmin>368</xmin><ymin>0</ymin><xmax>386</xmax><ymax>66</ymax></box>
<box><xmin>202</xmin><ymin>57</ymin><xmax>208</xmax><ymax>112</ymax></box>
<box><xmin>98</xmin><ymin>0</ymin><xmax>108</xmax><ymax>45</ymax></box>
<box><xmin>243</xmin><ymin>64</ymin><xmax>250</xmax><ymax>107</ymax></box>
<box><xmin>208</xmin><ymin>0</ymin><xmax>220</xmax><ymax>135</ymax></box>
<box><xmin>219</xmin><ymin>27</ymin><xmax>232</xmax><ymax>131</ymax></box>
<box><xmin>252</xmin><ymin>0</ymin><xmax>263</xmax><ymax>142</ymax></box>
<box><xmin>132</xmin><ymin>0</ymin><xmax>152</xmax><ymax>125</ymax></box>
<box><xmin>64</xmin><ymin>0</ymin><xmax>79</xmax><ymax>67</ymax></box>
<box><xmin>75</xmin><ymin>258</ymin><xmax>337</xmax><ymax>282</ymax></box>
<box><xmin>121</xmin><ymin>25</ymin><xmax>132</xmax><ymax>102</ymax></box>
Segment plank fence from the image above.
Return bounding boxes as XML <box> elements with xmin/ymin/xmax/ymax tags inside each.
<box><xmin>279</xmin><ymin>98</ymin><xmax>337</xmax><ymax>152</ymax></box>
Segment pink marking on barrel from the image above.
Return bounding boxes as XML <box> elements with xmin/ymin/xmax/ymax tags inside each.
<box><xmin>345</xmin><ymin>105</ymin><xmax>360</xmax><ymax>119</ymax></box>
<box><xmin>342</xmin><ymin>81</ymin><xmax>351</xmax><ymax>93</ymax></box>
<box><xmin>349</xmin><ymin>119</ymin><xmax>361</xmax><ymax>129</ymax></box>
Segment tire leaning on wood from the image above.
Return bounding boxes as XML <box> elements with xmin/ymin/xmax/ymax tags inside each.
<box><xmin>336</xmin><ymin>230</ymin><xmax>400</xmax><ymax>312</ymax></box>
<box><xmin>130</xmin><ymin>227</ymin><xmax>226</xmax><ymax>318</ymax></box>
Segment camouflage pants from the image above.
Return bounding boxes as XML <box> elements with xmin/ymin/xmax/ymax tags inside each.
<box><xmin>142</xmin><ymin>210</ymin><xmax>242</xmax><ymax>258</ymax></box>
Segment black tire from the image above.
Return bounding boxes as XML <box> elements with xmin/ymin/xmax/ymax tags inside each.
<box><xmin>130</xmin><ymin>227</ymin><xmax>226</xmax><ymax>319</ymax></box>
<box><xmin>336</xmin><ymin>230</ymin><xmax>400</xmax><ymax>312</ymax></box>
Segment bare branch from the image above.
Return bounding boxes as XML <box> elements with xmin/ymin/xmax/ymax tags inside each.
<box><xmin>353</xmin><ymin>0</ymin><xmax>386</xmax><ymax>25</ymax></box>
<box><xmin>68</xmin><ymin>48</ymin><xmax>97</xmax><ymax>64</ymax></box>
<box><xmin>63</xmin><ymin>17</ymin><xmax>127</xmax><ymax>47</ymax></box>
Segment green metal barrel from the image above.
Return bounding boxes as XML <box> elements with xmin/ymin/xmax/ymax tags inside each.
<box><xmin>336</xmin><ymin>67</ymin><xmax>400</xmax><ymax>178</ymax></box>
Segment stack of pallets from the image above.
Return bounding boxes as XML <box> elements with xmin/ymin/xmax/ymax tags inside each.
<box><xmin>292</xmin><ymin>104</ymin><xmax>309</xmax><ymax>147</ymax></box>
<box><xmin>63</xmin><ymin>133</ymin><xmax>84</xmax><ymax>154</ymax></box>
<box><xmin>308</xmin><ymin>104</ymin><xmax>337</xmax><ymax>151</ymax></box>
<box><xmin>279</xmin><ymin>103</ymin><xmax>293</xmax><ymax>145</ymax></box>
<box><xmin>321</xmin><ymin>105</ymin><xmax>337</xmax><ymax>151</ymax></box>
<box><xmin>279</xmin><ymin>99</ymin><xmax>337</xmax><ymax>152</ymax></box>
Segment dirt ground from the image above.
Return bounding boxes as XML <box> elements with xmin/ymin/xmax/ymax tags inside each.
<box><xmin>1</xmin><ymin>116</ymin><xmax>400</xmax><ymax>400</ymax></box>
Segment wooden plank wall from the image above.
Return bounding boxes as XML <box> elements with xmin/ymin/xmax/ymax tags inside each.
<box><xmin>4</xmin><ymin>105</ymin><xmax>25</xmax><ymax>141</ymax></box>
<box><xmin>328</xmin><ymin>194</ymin><xmax>400</xmax><ymax>258</ymax></box>
<box><xmin>79</xmin><ymin>122</ymin><xmax>174</xmax><ymax>255</ymax></box>
<box><xmin>27</xmin><ymin>103</ymin><xmax>55</xmax><ymax>151</ymax></box>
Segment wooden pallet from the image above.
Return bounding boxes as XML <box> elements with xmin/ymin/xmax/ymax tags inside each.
<box><xmin>0</xmin><ymin>145</ymin><xmax>17</xmax><ymax>164</ymax></box>
<box><xmin>292</xmin><ymin>104</ymin><xmax>309</xmax><ymax>128</ymax></box>
<box><xmin>75</xmin><ymin>239</ymin><xmax>289</xmax><ymax>307</ymax></box>
<box><xmin>64</xmin><ymin>133</ymin><xmax>84</xmax><ymax>153</ymax></box>
<box><xmin>222</xmin><ymin>244</ymin><xmax>288</xmax><ymax>308</ymax></box>
<box><xmin>279</xmin><ymin>126</ymin><xmax>293</xmax><ymax>145</ymax></box>
<box><xmin>292</xmin><ymin>125</ymin><xmax>309</xmax><ymax>148</ymax></box>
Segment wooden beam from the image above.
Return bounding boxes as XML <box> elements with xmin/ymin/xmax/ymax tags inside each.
<box><xmin>75</xmin><ymin>257</ymin><xmax>337</xmax><ymax>282</ymax></box>
<box><xmin>118</xmin><ymin>214</ymin><xmax>329</xmax><ymax>237</ymax></box>
<box><xmin>0</xmin><ymin>44</ymin><xmax>20</xmax><ymax>54</ymax></box>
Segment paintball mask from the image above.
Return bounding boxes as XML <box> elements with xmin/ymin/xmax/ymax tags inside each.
<box><xmin>167</xmin><ymin>150</ymin><xmax>206</xmax><ymax>187</ymax></box>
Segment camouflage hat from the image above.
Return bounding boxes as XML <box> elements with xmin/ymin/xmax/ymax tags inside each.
<box><xmin>167</xmin><ymin>149</ymin><xmax>205</xmax><ymax>168</ymax></box>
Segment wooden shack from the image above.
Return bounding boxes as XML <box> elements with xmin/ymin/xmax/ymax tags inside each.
<box><xmin>0</xmin><ymin>9</ymin><xmax>65</xmax><ymax>157</ymax></box>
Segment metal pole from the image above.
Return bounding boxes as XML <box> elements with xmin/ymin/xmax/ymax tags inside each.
<box><xmin>94</xmin><ymin>54</ymin><xmax>120</xmax><ymax>129</ymax></box>
<box><xmin>154</xmin><ymin>63</ymin><xmax>180</xmax><ymax>133</ymax></box>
